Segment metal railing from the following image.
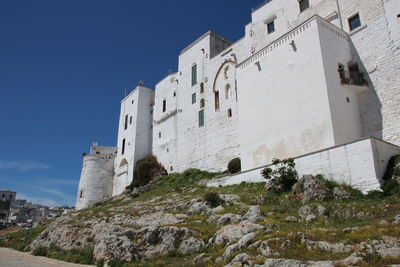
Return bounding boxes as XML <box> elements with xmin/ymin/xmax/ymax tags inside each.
<box><xmin>252</xmin><ymin>0</ymin><xmax>273</xmax><ymax>13</ymax></box>
<box><xmin>339</xmin><ymin>71</ymin><xmax>368</xmax><ymax>86</ymax></box>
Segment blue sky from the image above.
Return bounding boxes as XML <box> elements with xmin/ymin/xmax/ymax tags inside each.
<box><xmin>0</xmin><ymin>0</ymin><xmax>263</xmax><ymax>206</ymax></box>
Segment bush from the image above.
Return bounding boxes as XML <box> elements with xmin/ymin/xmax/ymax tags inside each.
<box><xmin>381</xmin><ymin>154</ymin><xmax>400</xmax><ymax>197</ymax></box>
<box><xmin>204</xmin><ymin>192</ymin><xmax>223</xmax><ymax>207</ymax></box>
<box><xmin>261</xmin><ymin>158</ymin><xmax>298</xmax><ymax>192</ymax></box>
<box><xmin>108</xmin><ymin>258</ymin><xmax>126</xmax><ymax>267</ymax></box>
<box><xmin>96</xmin><ymin>258</ymin><xmax>105</xmax><ymax>267</ymax></box>
<box><xmin>32</xmin><ymin>246</ymin><xmax>48</xmax><ymax>256</ymax></box>
<box><xmin>227</xmin><ymin>158</ymin><xmax>241</xmax><ymax>174</ymax></box>
<box><xmin>127</xmin><ymin>155</ymin><xmax>167</xmax><ymax>189</ymax></box>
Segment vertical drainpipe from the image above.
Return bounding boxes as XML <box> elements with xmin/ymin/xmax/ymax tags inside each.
<box><xmin>335</xmin><ymin>0</ymin><xmax>344</xmax><ymax>30</ymax></box>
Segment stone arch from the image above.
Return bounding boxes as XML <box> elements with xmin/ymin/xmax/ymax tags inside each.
<box><xmin>212</xmin><ymin>61</ymin><xmax>237</xmax><ymax>93</ymax></box>
<box><xmin>119</xmin><ymin>158</ymin><xmax>128</xmax><ymax>167</ymax></box>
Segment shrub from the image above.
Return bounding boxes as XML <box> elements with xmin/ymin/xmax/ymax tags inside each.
<box><xmin>261</xmin><ymin>158</ymin><xmax>298</xmax><ymax>192</ymax></box>
<box><xmin>127</xmin><ymin>154</ymin><xmax>167</xmax><ymax>189</ymax></box>
<box><xmin>227</xmin><ymin>158</ymin><xmax>241</xmax><ymax>174</ymax></box>
<box><xmin>108</xmin><ymin>258</ymin><xmax>126</xmax><ymax>267</ymax></box>
<box><xmin>366</xmin><ymin>190</ymin><xmax>385</xmax><ymax>200</ymax></box>
<box><xmin>204</xmin><ymin>192</ymin><xmax>223</xmax><ymax>207</ymax></box>
<box><xmin>96</xmin><ymin>259</ymin><xmax>105</xmax><ymax>267</ymax></box>
<box><xmin>381</xmin><ymin>154</ymin><xmax>400</xmax><ymax>197</ymax></box>
<box><xmin>32</xmin><ymin>246</ymin><xmax>48</xmax><ymax>256</ymax></box>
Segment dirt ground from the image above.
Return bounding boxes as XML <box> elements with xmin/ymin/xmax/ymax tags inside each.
<box><xmin>0</xmin><ymin>247</ymin><xmax>93</xmax><ymax>267</ymax></box>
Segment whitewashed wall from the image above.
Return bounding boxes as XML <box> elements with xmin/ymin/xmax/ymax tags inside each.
<box><xmin>76</xmin><ymin>144</ymin><xmax>116</xmax><ymax>210</ymax></box>
<box><xmin>208</xmin><ymin>137</ymin><xmax>400</xmax><ymax>193</ymax></box>
<box><xmin>113</xmin><ymin>86</ymin><xmax>154</xmax><ymax>196</ymax></box>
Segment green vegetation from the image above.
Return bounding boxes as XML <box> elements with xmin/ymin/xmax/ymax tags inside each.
<box><xmin>227</xmin><ymin>158</ymin><xmax>241</xmax><ymax>174</ymax></box>
<box><xmin>127</xmin><ymin>155</ymin><xmax>166</xmax><ymax>189</ymax></box>
<box><xmin>0</xmin><ymin>227</ymin><xmax>45</xmax><ymax>251</ymax></box>
<box><xmin>33</xmin><ymin>245</ymin><xmax>95</xmax><ymax>265</ymax></box>
<box><xmin>261</xmin><ymin>158</ymin><xmax>298</xmax><ymax>192</ymax></box>
<box><xmin>203</xmin><ymin>192</ymin><xmax>223</xmax><ymax>207</ymax></box>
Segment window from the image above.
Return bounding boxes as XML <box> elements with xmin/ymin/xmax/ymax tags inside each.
<box><xmin>191</xmin><ymin>64</ymin><xmax>197</xmax><ymax>86</ymax></box>
<box><xmin>215</xmin><ymin>91</ymin><xmax>220</xmax><ymax>111</ymax></box>
<box><xmin>225</xmin><ymin>84</ymin><xmax>231</xmax><ymax>99</ymax></box>
<box><xmin>198</xmin><ymin>109</ymin><xmax>204</xmax><ymax>127</ymax></box>
<box><xmin>200</xmin><ymin>98</ymin><xmax>205</xmax><ymax>108</ymax></box>
<box><xmin>170</xmin><ymin>166</ymin><xmax>173</xmax><ymax>171</ymax></box>
<box><xmin>192</xmin><ymin>93</ymin><xmax>196</xmax><ymax>104</ymax></box>
<box><xmin>228</xmin><ymin>108</ymin><xmax>232</xmax><ymax>118</ymax></box>
<box><xmin>79</xmin><ymin>190</ymin><xmax>83</xmax><ymax>198</ymax></box>
<box><xmin>338</xmin><ymin>63</ymin><xmax>345</xmax><ymax>81</ymax></box>
<box><xmin>163</xmin><ymin>99</ymin><xmax>166</xmax><ymax>112</ymax></box>
<box><xmin>129</xmin><ymin>116</ymin><xmax>132</xmax><ymax>125</ymax></box>
<box><xmin>267</xmin><ymin>21</ymin><xmax>275</xmax><ymax>34</ymax></box>
<box><xmin>122</xmin><ymin>139</ymin><xmax>126</xmax><ymax>155</ymax></box>
<box><xmin>131</xmin><ymin>100</ymin><xmax>134</xmax><ymax>104</ymax></box>
<box><xmin>173</xmin><ymin>91</ymin><xmax>176</xmax><ymax>97</ymax></box>
<box><xmin>348</xmin><ymin>14</ymin><xmax>361</xmax><ymax>31</ymax></box>
<box><xmin>299</xmin><ymin>0</ymin><xmax>309</xmax><ymax>12</ymax></box>
<box><xmin>124</xmin><ymin>115</ymin><xmax>128</xmax><ymax>130</ymax></box>
<box><xmin>200</xmin><ymin>83</ymin><xmax>204</xmax><ymax>94</ymax></box>
<box><xmin>159</xmin><ymin>132</ymin><xmax>161</xmax><ymax>138</ymax></box>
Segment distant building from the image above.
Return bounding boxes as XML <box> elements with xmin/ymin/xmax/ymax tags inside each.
<box><xmin>0</xmin><ymin>190</ymin><xmax>16</xmax><ymax>222</ymax></box>
<box><xmin>76</xmin><ymin>0</ymin><xmax>400</xmax><ymax>210</ymax></box>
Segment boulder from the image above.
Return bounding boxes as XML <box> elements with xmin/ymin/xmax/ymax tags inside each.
<box><xmin>94</xmin><ymin>234</ymin><xmax>140</xmax><ymax>262</ymax></box>
<box><xmin>291</xmin><ymin>175</ymin><xmax>329</xmax><ymax>203</ymax></box>
<box><xmin>224</xmin><ymin>253</ymin><xmax>252</xmax><ymax>267</ymax></box>
<box><xmin>214</xmin><ymin>222</ymin><xmax>264</xmax><ymax>246</ymax></box>
<box><xmin>188</xmin><ymin>201</ymin><xmax>211</xmax><ymax>215</ymax></box>
<box><xmin>243</xmin><ymin>205</ymin><xmax>264</xmax><ymax>222</ymax></box>
<box><xmin>333</xmin><ymin>187</ymin><xmax>351</xmax><ymax>200</ymax></box>
<box><xmin>179</xmin><ymin>237</ymin><xmax>205</xmax><ymax>254</ymax></box>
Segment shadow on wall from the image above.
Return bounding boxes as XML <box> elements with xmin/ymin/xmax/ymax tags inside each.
<box><xmin>350</xmin><ymin>40</ymin><xmax>383</xmax><ymax>140</ymax></box>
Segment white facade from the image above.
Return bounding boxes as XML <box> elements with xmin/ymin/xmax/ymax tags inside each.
<box><xmin>76</xmin><ymin>0</ymin><xmax>400</xmax><ymax>210</ymax></box>
<box><xmin>75</xmin><ymin>143</ymin><xmax>116</xmax><ymax>210</ymax></box>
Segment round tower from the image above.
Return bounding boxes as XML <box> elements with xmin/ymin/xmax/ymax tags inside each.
<box><xmin>75</xmin><ymin>143</ymin><xmax>117</xmax><ymax>210</ymax></box>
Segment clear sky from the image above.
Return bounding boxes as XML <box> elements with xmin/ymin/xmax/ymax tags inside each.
<box><xmin>0</xmin><ymin>0</ymin><xmax>263</xmax><ymax>206</ymax></box>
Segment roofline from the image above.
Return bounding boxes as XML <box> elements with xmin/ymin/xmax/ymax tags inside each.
<box><xmin>155</xmin><ymin>72</ymin><xmax>178</xmax><ymax>87</ymax></box>
<box><xmin>180</xmin><ymin>30</ymin><xmax>232</xmax><ymax>55</ymax></box>
<box><xmin>121</xmin><ymin>86</ymin><xmax>153</xmax><ymax>103</ymax></box>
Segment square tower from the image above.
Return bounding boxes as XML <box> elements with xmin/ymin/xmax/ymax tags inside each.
<box><xmin>113</xmin><ymin>86</ymin><xmax>154</xmax><ymax>196</ymax></box>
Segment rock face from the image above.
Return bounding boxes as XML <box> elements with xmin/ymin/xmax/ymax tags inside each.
<box><xmin>214</xmin><ymin>222</ymin><xmax>264</xmax><ymax>246</ymax></box>
<box><xmin>179</xmin><ymin>237</ymin><xmax>204</xmax><ymax>254</ymax></box>
<box><xmin>243</xmin><ymin>205</ymin><xmax>264</xmax><ymax>222</ymax></box>
<box><xmin>291</xmin><ymin>175</ymin><xmax>330</xmax><ymax>203</ymax></box>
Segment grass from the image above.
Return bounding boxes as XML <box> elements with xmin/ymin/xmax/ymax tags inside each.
<box><xmin>0</xmin><ymin>227</ymin><xmax>45</xmax><ymax>251</ymax></box>
<box><xmin>33</xmin><ymin>245</ymin><xmax>95</xmax><ymax>265</ymax></box>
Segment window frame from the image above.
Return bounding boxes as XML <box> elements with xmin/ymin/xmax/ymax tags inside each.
<box><xmin>267</xmin><ymin>21</ymin><xmax>275</xmax><ymax>34</ymax></box>
<box><xmin>348</xmin><ymin>13</ymin><xmax>361</xmax><ymax>31</ymax></box>
<box><xmin>198</xmin><ymin>109</ymin><xmax>205</xmax><ymax>127</ymax></box>
<box><xmin>191</xmin><ymin>64</ymin><xmax>197</xmax><ymax>86</ymax></box>
<box><xmin>299</xmin><ymin>0</ymin><xmax>310</xmax><ymax>13</ymax></box>
<box><xmin>192</xmin><ymin>92</ymin><xmax>196</xmax><ymax>104</ymax></box>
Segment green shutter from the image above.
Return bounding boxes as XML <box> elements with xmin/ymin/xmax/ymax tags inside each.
<box><xmin>191</xmin><ymin>64</ymin><xmax>197</xmax><ymax>86</ymax></box>
<box><xmin>199</xmin><ymin>109</ymin><xmax>204</xmax><ymax>127</ymax></box>
<box><xmin>192</xmin><ymin>93</ymin><xmax>196</xmax><ymax>104</ymax></box>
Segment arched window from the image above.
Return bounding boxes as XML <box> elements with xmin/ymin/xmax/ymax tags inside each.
<box><xmin>215</xmin><ymin>91</ymin><xmax>220</xmax><ymax>111</ymax></box>
<box><xmin>200</xmin><ymin>98</ymin><xmax>205</xmax><ymax>108</ymax></box>
<box><xmin>225</xmin><ymin>84</ymin><xmax>231</xmax><ymax>99</ymax></box>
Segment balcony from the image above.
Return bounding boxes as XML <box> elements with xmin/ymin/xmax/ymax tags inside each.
<box><xmin>339</xmin><ymin>70</ymin><xmax>368</xmax><ymax>94</ymax></box>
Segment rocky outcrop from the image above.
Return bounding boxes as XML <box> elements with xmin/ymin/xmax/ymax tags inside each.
<box><xmin>291</xmin><ymin>175</ymin><xmax>330</xmax><ymax>203</ymax></box>
<box><xmin>214</xmin><ymin>222</ymin><xmax>264</xmax><ymax>246</ymax></box>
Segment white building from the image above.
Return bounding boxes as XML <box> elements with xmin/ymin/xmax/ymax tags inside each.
<box><xmin>76</xmin><ymin>0</ymin><xmax>400</xmax><ymax>210</ymax></box>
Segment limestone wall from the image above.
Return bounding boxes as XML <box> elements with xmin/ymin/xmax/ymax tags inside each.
<box><xmin>76</xmin><ymin>144</ymin><xmax>116</xmax><ymax>210</ymax></box>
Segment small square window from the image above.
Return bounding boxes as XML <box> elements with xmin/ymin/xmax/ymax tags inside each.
<box><xmin>348</xmin><ymin>14</ymin><xmax>361</xmax><ymax>31</ymax></box>
<box><xmin>192</xmin><ymin>93</ymin><xmax>196</xmax><ymax>104</ymax></box>
<box><xmin>299</xmin><ymin>0</ymin><xmax>309</xmax><ymax>12</ymax></box>
<box><xmin>267</xmin><ymin>21</ymin><xmax>275</xmax><ymax>34</ymax></box>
